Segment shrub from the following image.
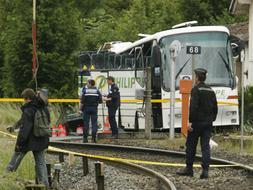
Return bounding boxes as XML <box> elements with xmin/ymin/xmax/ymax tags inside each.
<box><xmin>244</xmin><ymin>86</ymin><xmax>253</xmax><ymax>125</ymax></box>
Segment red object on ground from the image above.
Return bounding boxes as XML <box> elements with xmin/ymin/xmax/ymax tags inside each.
<box><xmin>103</xmin><ymin>116</ymin><xmax>111</xmax><ymax>134</ymax></box>
<box><xmin>58</xmin><ymin>124</ymin><xmax>67</xmax><ymax>137</ymax></box>
<box><xmin>51</xmin><ymin>125</ymin><xmax>58</xmax><ymax>137</ymax></box>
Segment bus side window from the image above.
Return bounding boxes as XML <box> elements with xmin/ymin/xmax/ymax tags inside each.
<box><xmin>114</xmin><ymin>54</ymin><xmax>122</xmax><ymax>69</ymax></box>
<box><xmin>91</xmin><ymin>52</ymin><xmax>105</xmax><ymax>70</ymax></box>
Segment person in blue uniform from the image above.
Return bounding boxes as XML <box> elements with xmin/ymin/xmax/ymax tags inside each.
<box><xmin>177</xmin><ymin>68</ymin><xmax>218</xmax><ymax>179</ymax></box>
<box><xmin>103</xmin><ymin>76</ymin><xmax>120</xmax><ymax>138</ymax></box>
<box><xmin>80</xmin><ymin>79</ymin><xmax>102</xmax><ymax>143</ymax></box>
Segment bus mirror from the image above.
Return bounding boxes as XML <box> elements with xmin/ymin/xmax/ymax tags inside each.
<box><xmin>231</xmin><ymin>43</ymin><xmax>240</xmax><ymax>59</ymax></box>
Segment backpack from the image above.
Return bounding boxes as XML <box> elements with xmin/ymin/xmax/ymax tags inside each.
<box><xmin>33</xmin><ymin>108</ymin><xmax>51</xmax><ymax>137</ymax></box>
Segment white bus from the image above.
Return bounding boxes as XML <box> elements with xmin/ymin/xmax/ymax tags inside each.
<box><xmin>78</xmin><ymin>22</ymin><xmax>239</xmax><ymax>131</ymax></box>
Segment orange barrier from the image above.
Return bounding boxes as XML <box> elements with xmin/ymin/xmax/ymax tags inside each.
<box><xmin>58</xmin><ymin>124</ymin><xmax>67</xmax><ymax>137</ymax></box>
<box><xmin>180</xmin><ymin>79</ymin><xmax>192</xmax><ymax>137</ymax></box>
<box><xmin>52</xmin><ymin>125</ymin><xmax>58</xmax><ymax>137</ymax></box>
<box><xmin>103</xmin><ymin>116</ymin><xmax>111</xmax><ymax>134</ymax></box>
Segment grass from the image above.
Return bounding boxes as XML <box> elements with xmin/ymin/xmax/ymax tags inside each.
<box><xmin>213</xmin><ymin>135</ymin><xmax>253</xmax><ymax>154</ymax></box>
<box><xmin>0</xmin><ymin>102</ymin><xmax>74</xmax><ymax>131</ymax></box>
<box><xmin>0</xmin><ymin>102</ymin><xmax>71</xmax><ymax>189</ymax></box>
<box><xmin>0</xmin><ymin>136</ymin><xmax>35</xmax><ymax>190</ymax></box>
<box><xmin>0</xmin><ymin>103</ymin><xmax>22</xmax><ymax>128</ymax></box>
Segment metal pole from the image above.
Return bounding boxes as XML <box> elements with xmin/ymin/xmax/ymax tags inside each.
<box><xmin>59</xmin><ymin>153</ymin><xmax>64</xmax><ymax>163</ymax></box>
<box><xmin>170</xmin><ymin>49</ymin><xmax>176</xmax><ymax>139</ymax></box>
<box><xmin>82</xmin><ymin>156</ymin><xmax>89</xmax><ymax>176</ymax></box>
<box><xmin>46</xmin><ymin>164</ymin><xmax>52</xmax><ymax>187</ymax></box>
<box><xmin>95</xmin><ymin>162</ymin><xmax>104</xmax><ymax>190</ymax></box>
<box><xmin>240</xmin><ymin>49</ymin><xmax>245</xmax><ymax>154</ymax></box>
<box><xmin>145</xmin><ymin>67</ymin><xmax>152</xmax><ymax>139</ymax></box>
<box><xmin>192</xmin><ymin>55</ymin><xmax>196</xmax><ymax>85</ymax></box>
<box><xmin>33</xmin><ymin>0</ymin><xmax>36</xmax><ymax>21</ymax></box>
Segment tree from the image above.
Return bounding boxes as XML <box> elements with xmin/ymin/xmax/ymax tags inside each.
<box><xmin>81</xmin><ymin>0</ymin><xmax>182</xmax><ymax>50</ymax></box>
<box><xmin>0</xmin><ymin>0</ymin><xmax>247</xmax><ymax>98</ymax></box>
<box><xmin>180</xmin><ymin>0</ymin><xmax>247</xmax><ymax>25</ymax></box>
<box><xmin>1</xmin><ymin>0</ymin><xmax>83</xmax><ymax>98</ymax></box>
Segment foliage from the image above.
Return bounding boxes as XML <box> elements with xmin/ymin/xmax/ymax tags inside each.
<box><xmin>0</xmin><ymin>103</ymin><xmax>21</xmax><ymax>127</ymax></box>
<box><xmin>0</xmin><ymin>0</ymin><xmax>82</xmax><ymax>98</ymax></box>
<box><xmin>179</xmin><ymin>0</ymin><xmax>246</xmax><ymax>25</ymax></box>
<box><xmin>0</xmin><ymin>0</ymin><xmax>248</xmax><ymax>98</ymax></box>
<box><xmin>0</xmin><ymin>102</ymin><xmax>67</xmax><ymax>129</ymax></box>
<box><xmin>244</xmin><ymin>86</ymin><xmax>253</xmax><ymax>125</ymax></box>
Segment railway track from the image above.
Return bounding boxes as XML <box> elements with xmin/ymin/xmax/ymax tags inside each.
<box><xmin>49</xmin><ymin>140</ymin><xmax>253</xmax><ymax>190</ymax></box>
<box><xmin>48</xmin><ymin>141</ymin><xmax>177</xmax><ymax>190</ymax></box>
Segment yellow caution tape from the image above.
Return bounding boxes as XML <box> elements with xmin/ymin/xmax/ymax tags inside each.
<box><xmin>0</xmin><ymin>130</ymin><xmax>237</xmax><ymax>168</ymax></box>
<box><xmin>48</xmin><ymin>146</ymin><xmax>237</xmax><ymax>168</ymax></box>
<box><xmin>0</xmin><ymin>98</ymin><xmax>238</xmax><ymax>106</ymax></box>
<box><xmin>0</xmin><ymin>130</ymin><xmax>17</xmax><ymax>139</ymax></box>
<box><xmin>217</xmin><ymin>101</ymin><xmax>238</xmax><ymax>106</ymax></box>
<box><xmin>0</xmin><ymin>98</ymin><xmax>24</xmax><ymax>102</ymax></box>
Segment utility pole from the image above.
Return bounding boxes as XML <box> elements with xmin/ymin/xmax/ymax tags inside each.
<box><xmin>169</xmin><ymin>40</ymin><xmax>181</xmax><ymax>139</ymax></box>
<box><xmin>32</xmin><ymin>0</ymin><xmax>38</xmax><ymax>90</ymax></box>
<box><xmin>240</xmin><ymin>49</ymin><xmax>245</xmax><ymax>154</ymax></box>
<box><xmin>145</xmin><ymin>67</ymin><xmax>152</xmax><ymax>139</ymax></box>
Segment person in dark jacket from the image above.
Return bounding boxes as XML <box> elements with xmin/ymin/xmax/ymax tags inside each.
<box><xmin>103</xmin><ymin>76</ymin><xmax>120</xmax><ymax>138</ymax></box>
<box><xmin>80</xmin><ymin>79</ymin><xmax>102</xmax><ymax>143</ymax></box>
<box><xmin>6</xmin><ymin>89</ymin><xmax>50</xmax><ymax>187</ymax></box>
<box><xmin>177</xmin><ymin>68</ymin><xmax>218</xmax><ymax>179</ymax></box>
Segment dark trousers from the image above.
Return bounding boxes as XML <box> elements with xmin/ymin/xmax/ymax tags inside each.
<box><xmin>83</xmin><ymin>106</ymin><xmax>98</xmax><ymax>141</ymax></box>
<box><xmin>185</xmin><ymin>122</ymin><xmax>212</xmax><ymax>170</ymax></box>
<box><xmin>108</xmin><ymin>107</ymin><xmax>118</xmax><ymax>135</ymax></box>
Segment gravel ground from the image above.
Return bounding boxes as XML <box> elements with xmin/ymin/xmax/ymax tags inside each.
<box><xmin>98</xmin><ymin>137</ymin><xmax>253</xmax><ymax>167</ymax></box>
<box><xmin>58</xmin><ymin>157</ymin><xmax>158</xmax><ymax>190</ymax></box>
<box><xmin>48</xmin><ymin>139</ymin><xmax>253</xmax><ymax>190</ymax></box>
<box><xmin>54</xmin><ymin>145</ymin><xmax>253</xmax><ymax>190</ymax></box>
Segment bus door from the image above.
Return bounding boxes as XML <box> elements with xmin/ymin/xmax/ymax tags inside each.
<box><xmin>134</xmin><ymin>42</ymin><xmax>163</xmax><ymax>130</ymax></box>
<box><xmin>151</xmin><ymin>45</ymin><xmax>163</xmax><ymax>130</ymax></box>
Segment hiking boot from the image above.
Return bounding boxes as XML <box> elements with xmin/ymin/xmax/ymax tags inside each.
<box><xmin>200</xmin><ymin>170</ymin><xmax>208</xmax><ymax>179</ymax></box>
<box><xmin>176</xmin><ymin>167</ymin><xmax>193</xmax><ymax>177</ymax></box>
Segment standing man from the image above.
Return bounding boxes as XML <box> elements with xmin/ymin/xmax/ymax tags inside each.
<box><xmin>177</xmin><ymin>68</ymin><xmax>218</xmax><ymax>179</ymax></box>
<box><xmin>103</xmin><ymin>76</ymin><xmax>120</xmax><ymax>138</ymax></box>
<box><xmin>9</xmin><ymin>88</ymin><xmax>50</xmax><ymax>187</ymax></box>
<box><xmin>80</xmin><ymin>79</ymin><xmax>102</xmax><ymax>143</ymax></box>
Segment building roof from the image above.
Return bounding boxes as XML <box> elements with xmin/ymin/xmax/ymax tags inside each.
<box><xmin>229</xmin><ymin>0</ymin><xmax>250</xmax><ymax>15</ymax></box>
<box><xmin>227</xmin><ymin>22</ymin><xmax>248</xmax><ymax>42</ymax></box>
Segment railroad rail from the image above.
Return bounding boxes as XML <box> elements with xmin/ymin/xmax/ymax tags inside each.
<box><xmin>48</xmin><ymin>144</ymin><xmax>176</xmax><ymax>190</ymax></box>
<box><xmin>49</xmin><ymin>140</ymin><xmax>253</xmax><ymax>172</ymax></box>
<box><xmin>0</xmin><ymin>130</ymin><xmax>176</xmax><ymax>190</ymax></box>
<box><xmin>49</xmin><ymin>140</ymin><xmax>253</xmax><ymax>190</ymax></box>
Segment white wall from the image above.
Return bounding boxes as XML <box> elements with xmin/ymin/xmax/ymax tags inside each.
<box><xmin>243</xmin><ymin>45</ymin><xmax>253</xmax><ymax>86</ymax></box>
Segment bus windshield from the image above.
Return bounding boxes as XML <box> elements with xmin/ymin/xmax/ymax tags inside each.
<box><xmin>160</xmin><ymin>32</ymin><xmax>234</xmax><ymax>91</ymax></box>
